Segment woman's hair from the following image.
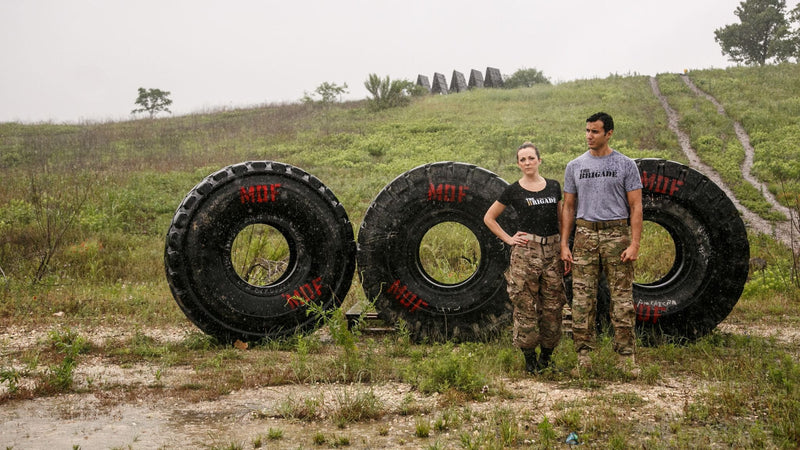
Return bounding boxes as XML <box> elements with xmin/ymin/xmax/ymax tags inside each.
<box><xmin>516</xmin><ymin>141</ymin><xmax>540</xmax><ymax>160</ymax></box>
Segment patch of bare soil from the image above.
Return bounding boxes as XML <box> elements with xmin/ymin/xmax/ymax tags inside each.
<box><xmin>0</xmin><ymin>324</ymin><xmax>656</xmax><ymax>448</ymax></box>
<box><xmin>1</xmin><ymin>321</ymin><xmax>792</xmax><ymax>449</ymax></box>
<box><xmin>717</xmin><ymin>321</ymin><xmax>800</xmax><ymax>350</ymax></box>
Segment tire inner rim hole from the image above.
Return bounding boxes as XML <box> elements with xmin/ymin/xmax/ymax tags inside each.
<box><xmin>418</xmin><ymin>221</ymin><xmax>481</xmax><ymax>285</ymax></box>
<box><xmin>634</xmin><ymin>221</ymin><xmax>676</xmax><ymax>284</ymax></box>
<box><xmin>231</xmin><ymin>223</ymin><xmax>290</xmax><ymax>287</ymax></box>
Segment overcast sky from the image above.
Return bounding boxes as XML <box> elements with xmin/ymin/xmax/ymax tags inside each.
<box><xmin>2</xmin><ymin>0</ymin><xmax>795</xmax><ymax>124</ymax></box>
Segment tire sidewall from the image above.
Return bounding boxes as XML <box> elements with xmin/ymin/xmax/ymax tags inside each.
<box><xmin>634</xmin><ymin>158</ymin><xmax>749</xmax><ymax>339</ymax></box>
<box><xmin>358</xmin><ymin>162</ymin><xmax>514</xmax><ymax>341</ymax></box>
<box><xmin>165</xmin><ymin>161</ymin><xmax>356</xmax><ymax>341</ymax></box>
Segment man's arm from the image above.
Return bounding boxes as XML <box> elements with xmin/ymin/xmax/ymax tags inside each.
<box><xmin>560</xmin><ymin>192</ymin><xmax>577</xmax><ymax>273</ymax></box>
<box><xmin>621</xmin><ymin>188</ymin><xmax>642</xmax><ymax>262</ymax></box>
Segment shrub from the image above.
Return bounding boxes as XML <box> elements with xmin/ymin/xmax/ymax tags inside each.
<box><xmin>364</xmin><ymin>74</ymin><xmax>419</xmax><ymax>110</ymax></box>
<box><xmin>503</xmin><ymin>67</ymin><xmax>551</xmax><ymax>88</ymax></box>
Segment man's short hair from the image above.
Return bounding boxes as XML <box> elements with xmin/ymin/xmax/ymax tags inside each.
<box><xmin>587</xmin><ymin>112</ymin><xmax>614</xmax><ymax>132</ymax></box>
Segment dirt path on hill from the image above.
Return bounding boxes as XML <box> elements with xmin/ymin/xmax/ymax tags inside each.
<box><xmin>679</xmin><ymin>74</ymin><xmax>796</xmax><ymax>223</ymax></box>
<box><xmin>649</xmin><ymin>75</ymin><xmax>798</xmax><ymax>253</ymax></box>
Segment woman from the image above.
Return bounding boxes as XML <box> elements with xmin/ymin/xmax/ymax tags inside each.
<box><xmin>483</xmin><ymin>142</ymin><xmax>567</xmax><ymax>374</ymax></box>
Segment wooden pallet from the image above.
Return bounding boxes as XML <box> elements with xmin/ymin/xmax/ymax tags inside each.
<box><xmin>344</xmin><ymin>302</ymin><xmax>393</xmax><ymax>333</ymax></box>
<box><xmin>344</xmin><ymin>302</ymin><xmax>574</xmax><ymax>336</ymax></box>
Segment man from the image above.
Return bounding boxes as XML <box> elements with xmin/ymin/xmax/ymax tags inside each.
<box><xmin>560</xmin><ymin>112</ymin><xmax>643</xmax><ymax>377</ymax></box>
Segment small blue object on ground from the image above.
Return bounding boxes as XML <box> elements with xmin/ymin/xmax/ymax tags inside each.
<box><xmin>566</xmin><ymin>432</ymin><xmax>580</xmax><ymax>445</ymax></box>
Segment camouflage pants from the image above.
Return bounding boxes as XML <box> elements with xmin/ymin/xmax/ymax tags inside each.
<box><xmin>504</xmin><ymin>237</ymin><xmax>566</xmax><ymax>350</ymax></box>
<box><xmin>572</xmin><ymin>223</ymin><xmax>636</xmax><ymax>355</ymax></box>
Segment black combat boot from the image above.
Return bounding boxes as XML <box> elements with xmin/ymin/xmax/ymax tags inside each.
<box><xmin>523</xmin><ymin>348</ymin><xmax>540</xmax><ymax>374</ymax></box>
<box><xmin>538</xmin><ymin>347</ymin><xmax>554</xmax><ymax>372</ymax></box>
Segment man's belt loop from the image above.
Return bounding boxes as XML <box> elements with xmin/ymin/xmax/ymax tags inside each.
<box><xmin>575</xmin><ymin>218</ymin><xmax>630</xmax><ymax>230</ymax></box>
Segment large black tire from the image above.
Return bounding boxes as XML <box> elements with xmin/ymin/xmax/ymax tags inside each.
<box><xmin>164</xmin><ymin>161</ymin><xmax>356</xmax><ymax>342</ymax></box>
<box><xmin>357</xmin><ymin>162</ymin><xmax>514</xmax><ymax>342</ymax></box>
<box><xmin>633</xmin><ymin>158</ymin><xmax>749</xmax><ymax>341</ymax></box>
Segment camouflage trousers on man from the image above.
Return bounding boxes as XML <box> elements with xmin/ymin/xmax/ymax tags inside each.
<box><xmin>571</xmin><ymin>223</ymin><xmax>636</xmax><ymax>355</ymax></box>
<box><xmin>504</xmin><ymin>237</ymin><xmax>567</xmax><ymax>350</ymax></box>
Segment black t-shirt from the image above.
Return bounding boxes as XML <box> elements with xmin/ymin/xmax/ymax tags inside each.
<box><xmin>498</xmin><ymin>179</ymin><xmax>562</xmax><ymax>236</ymax></box>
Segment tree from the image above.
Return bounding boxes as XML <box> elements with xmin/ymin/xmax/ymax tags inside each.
<box><xmin>714</xmin><ymin>0</ymin><xmax>794</xmax><ymax>65</ymax></box>
<box><xmin>131</xmin><ymin>87</ymin><xmax>173</xmax><ymax>118</ymax></box>
<box><xmin>301</xmin><ymin>81</ymin><xmax>349</xmax><ymax>106</ymax></box>
<box><xmin>502</xmin><ymin>67</ymin><xmax>551</xmax><ymax>89</ymax></box>
<box><xmin>363</xmin><ymin>74</ymin><xmax>422</xmax><ymax>111</ymax></box>
<box><xmin>789</xmin><ymin>3</ymin><xmax>800</xmax><ymax>58</ymax></box>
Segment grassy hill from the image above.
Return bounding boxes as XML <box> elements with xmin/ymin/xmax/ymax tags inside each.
<box><xmin>1</xmin><ymin>65</ymin><xmax>799</xmax><ymax>319</ymax></box>
<box><xmin>2</xmin><ymin>65</ymin><xmax>800</xmax><ymax>448</ymax></box>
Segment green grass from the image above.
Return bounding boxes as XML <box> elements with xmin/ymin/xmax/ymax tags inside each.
<box><xmin>655</xmin><ymin>72</ymin><xmax>784</xmax><ymax>220</ymax></box>
<box><xmin>688</xmin><ymin>64</ymin><xmax>800</xmax><ymax>205</ymax></box>
<box><xmin>0</xmin><ymin>72</ymin><xmax>691</xmax><ymax>323</ymax></box>
<box><xmin>634</xmin><ymin>221</ymin><xmax>675</xmax><ymax>284</ymax></box>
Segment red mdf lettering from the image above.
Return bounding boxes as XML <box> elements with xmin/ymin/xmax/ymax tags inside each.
<box><xmin>282</xmin><ymin>276</ymin><xmax>323</xmax><ymax>309</ymax></box>
<box><xmin>636</xmin><ymin>303</ymin><xmax>666</xmax><ymax>324</ymax></box>
<box><xmin>386</xmin><ymin>279</ymin><xmax>429</xmax><ymax>312</ymax></box>
<box><xmin>428</xmin><ymin>183</ymin><xmax>468</xmax><ymax>203</ymax></box>
<box><xmin>240</xmin><ymin>184</ymin><xmax>281</xmax><ymax>204</ymax></box>
<box><xmin>641</xmin><ymin>171</ymin><xmax>683</xmax><ymax>196</ymax></box>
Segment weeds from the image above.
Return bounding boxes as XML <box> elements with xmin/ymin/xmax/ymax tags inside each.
<box><xmin>404</xmin><ymin>342</ymin><xmax>488</xmax><ymax>398</ymax></box>
<box><xmin>494</xmin><ymin>407</ymin><xmax>520</xmax><ymax>446</ymax></box>
<box><xmin>330</xmin><ymin>387</ymin><xmax>383</xmax><ymax>427</ymax></box>
<box><xmin>275</xmin><ymin>394</ymin><xmax>323</xmax><ymax>421</ymax></box>
<box><xmin>182</xmin><ymin>330</ymin><xmax>219</xmax><ymax>351</ymax></box>
<box><xmin>331</xmin><ymin>435</ymin><xmax>351</xmax><ymax>447</ymax></box>
<box><xmin>27</xmin><ymin>172</ymin><xmax>94</xmax><ymax>285</ymax></box>
<box><xmin>310</xmin><ymin>432</ymin><xmax>350</xmax><ymax>448</ymax></box>
<box><xmin>433</xmin><ymin>407</ymin><xmax>460</xmax><ymax>431</ymax></box>
<box><xmin>537</xmin><ymin>416</ymin><xmax>557</xmax><ymax>448</ymax></box>
<box><xmin>40</xmin><ymin>327</ymin><xmax>90</xmax><ymax>393</ymax></box>
<box><xmin>414</xmin><ymin>416</ymin><xmax>431</xmax><ymax>438</ymax></box>
<box><xmin>209</xmin><ymin>443</ymin><xmax>243</xmax><ymax>450</ymax></box>
<box><xmin>555</xmin><ymin>408</ymin><xmax>582</xmax><ymax>431</ymax></box>
<box><xmin>398</xmin><ymin>392</ymin><xmax>422</xmax><ymax>416</ymax></box>
<box><xmin>777</xmin><ymin>177</ymin><xmax>800</xmax><ymax>286</ymax></box>
<box><xmin>266</xmin><ymin>427</ymin><xmax>284</xmax><ymax>440</ymax></box>
<box><xmin>297</xmin><ymin>301</ymin><xmax>380</xmax><ymax>383</ymax></box>
<box><xmin>0</xmin><ymin>367</ymin><xmax>21</xmax><ymax>394</ymax></box>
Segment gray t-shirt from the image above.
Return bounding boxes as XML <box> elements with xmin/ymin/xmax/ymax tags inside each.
<box><xmin>563</xmin><ymin>150</ymin><xmax>643</xmax><ymax>222</ymax></box>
